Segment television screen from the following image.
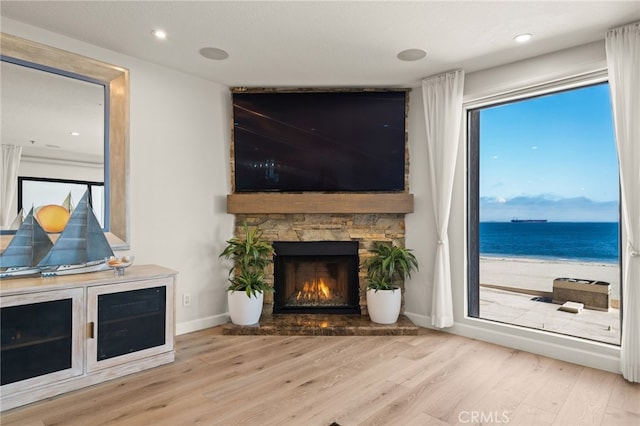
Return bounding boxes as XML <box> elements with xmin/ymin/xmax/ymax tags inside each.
<box><xmin>233</xmin><ymin>90</ymin><xmax>407</xmax><ymax>192</ymax></box>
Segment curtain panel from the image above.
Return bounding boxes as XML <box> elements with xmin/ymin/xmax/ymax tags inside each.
<box><xmin>606</xmin><ymin>21</ymin><xmax>640</xmax><ymax>383</ymax></box>
<box><xmin>422</xmin><ymin>70</ymin><xmax>465</xmax><ymax>328</ymax></box>
<box><xmin>1</xmin><ymin>144</ymin><xmax>23</xmax><ymax>228</ymax></box>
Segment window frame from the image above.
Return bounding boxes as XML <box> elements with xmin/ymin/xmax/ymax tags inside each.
<box><xmin>465</xmin><ymin>70</ymin><xmax>622</xmax><ymax>344</ymax></box>
<box><xmin>18</xmin><ymin>176</ymin><xmax>105</xmax><ymax>227</ymax></box>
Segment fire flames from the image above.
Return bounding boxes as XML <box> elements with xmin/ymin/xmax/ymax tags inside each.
<box><xmin>296</xmin><ymin>278</ymin><xmax>332</xmax><ymax>301</ymax></box>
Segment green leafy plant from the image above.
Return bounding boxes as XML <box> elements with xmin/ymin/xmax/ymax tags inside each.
<box><xmin>219</xmin><ymin>222</ymin><xmax>274</xmax><ymax>297</ymax></box>
<box><xmin>363</xmin><ymin>241</ymin><xmax>418</xmax><ymax>291</ymax></box>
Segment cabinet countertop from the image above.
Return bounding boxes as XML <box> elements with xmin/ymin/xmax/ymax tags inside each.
<box><xmin>0</xmin><ymin>264</ymin><xmax>178</xmax><ymax>296</ymax></box>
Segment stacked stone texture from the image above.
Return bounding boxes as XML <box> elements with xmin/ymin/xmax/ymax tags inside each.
<box><xmin>233</xmin><ymin>213</ymin><xmax>406</xmax><ymax>315</ymax></box>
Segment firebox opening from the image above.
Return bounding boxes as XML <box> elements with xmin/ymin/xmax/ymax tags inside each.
<box><xmin>273</xmin><ymin>242</ymin><xmax>360</xmax><ymax>314</ymax></box>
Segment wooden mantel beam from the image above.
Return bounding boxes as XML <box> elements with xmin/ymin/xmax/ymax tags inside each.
<box><xmin>226</xmin><ymin>193</ymin><xmax>414</xmax><ymax>214</ymax></box>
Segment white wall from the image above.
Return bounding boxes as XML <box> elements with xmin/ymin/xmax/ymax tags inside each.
<box><xmin>405</xmin><ymin>41</ymin><xmax>621</xmax><ymax>374</ymax></box>
<box><xmin>2</xmin><ymin>18</ymin><xmax>234</xmax><ymax>333</ymax></box>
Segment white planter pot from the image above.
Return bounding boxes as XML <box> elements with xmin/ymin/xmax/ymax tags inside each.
<box><xmin>228</xmin><ymin>291</ymin><xmax>264</xmax><ymax>325</ymax></box>
<box><xmin>366</xmin><ymin>288</ymin><xmax>401</xmax><ymax>324</ymax></box>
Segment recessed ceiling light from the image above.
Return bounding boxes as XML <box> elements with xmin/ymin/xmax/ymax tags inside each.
<box><xmin>45</xmin><ymin>144</ymin><xmax>60</xmax><ymax>148</ymax></box>
<box><xmin>514</xmin><ymin>33</ymin><xmax>533</xmax><ymax>43</ymax></box>
<box><xmin>70</xmin><ymin>131</ymin><xmax>80</xmax><ymax>136</ymax></box>
<box><xmin>199</xmin><ymin>47</ymin><xmax>229</xmax><ymax>60</ymax></box>
<box><xmin>152</xmin><ymin>29</ymin><xmax>167</xmax><ymax>40</ymax></box>
<box><xmin>397</xmin><ymin>48</ymin><xmax>427</xmax><ymax>61</ymax></box>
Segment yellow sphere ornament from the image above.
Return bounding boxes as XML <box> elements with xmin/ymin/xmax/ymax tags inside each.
<box><xmin>36</xmin><ymin>205</ymin><xmax>71</xmax><ymax>233</ymax></box>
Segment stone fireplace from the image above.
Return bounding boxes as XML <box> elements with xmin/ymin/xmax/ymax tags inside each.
<box><xmin>273</xmin><ymin>241</ymin><xmax>360</xmax><ymax>314</ymax></box>
<box><xmin>222</xmin><ymin>209</ymin><xmax>422</xmax><ymax>335</ymax></box>
<box><xmin>227</xmin><ymin>210</ymin><xmax>411</xmax><ymax>316</ymax></box>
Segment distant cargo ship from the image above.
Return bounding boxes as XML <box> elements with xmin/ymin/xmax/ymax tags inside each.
<box><xmin>510</xmin><ymin>218</ymin><xmax>548</xmax><ymax>223</ymax></box>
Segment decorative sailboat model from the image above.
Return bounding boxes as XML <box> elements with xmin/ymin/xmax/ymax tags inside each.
<box><xmin>38</xmin><ymin>192</ymin><xmax>114</xmax><ymax>277</ymax></box>
<box><xmin>0</xmin><ymin>208</ymin><xmax>53</xmax><ymax>278</ymax></box>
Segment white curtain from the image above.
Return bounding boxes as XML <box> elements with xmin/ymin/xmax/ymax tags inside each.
<box><xmin>0</xmin><ymin>144</ymin><xmax>23</xmax><ymax>228</ymax></box>
<box><xmin>606</xmin><ymin>21</ymin><xmax>640</xmax><ymax>383</ymax></box>
<box><xmin>422</xmin><ymin>70</ymin><xmax>465</xmax><ymax>328</ymax></box>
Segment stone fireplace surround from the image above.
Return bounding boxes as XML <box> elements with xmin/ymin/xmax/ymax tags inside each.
<box><xmin>230</xmin><ymin>211</ymin><xmax>409</xmax><ymax>317</ymax></box>
<box><xmin>222</xmin><ymin>193</ymin><xmax>419</xmax><ymax>335</ymax></box>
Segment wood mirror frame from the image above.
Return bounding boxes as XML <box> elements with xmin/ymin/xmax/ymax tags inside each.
<box><xmin>0</xmin><ymin>32</ymin><xmax>129</xmax><ymax>249</ymax></box>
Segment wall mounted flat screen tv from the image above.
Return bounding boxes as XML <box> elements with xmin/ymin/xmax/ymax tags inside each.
<box><xmin>233</xmin><ymin>90</ymin><xmax>407</xmax><ymax>192</ymax></box>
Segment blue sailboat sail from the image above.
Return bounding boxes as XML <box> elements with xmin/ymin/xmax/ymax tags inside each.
<box><xmin>0</xmin><ymin>208</ymin><xmax>53</xmax><ymax>277</ymax></box>
<box><xmin>37</xmin><ymin>192</ymin><xmax>113</xmax><ymax>273</ymax></box>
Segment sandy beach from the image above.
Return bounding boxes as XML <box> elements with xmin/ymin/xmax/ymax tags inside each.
<box><xmin>480</xmin><ymin>256</ymin><xmax>620</xmax><ymax>300</ymax></box>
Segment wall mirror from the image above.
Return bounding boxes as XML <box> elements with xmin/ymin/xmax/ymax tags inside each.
<box><xmin>1</xmin><ymin>59</ymin><xmax>106</xmax><ymax>228</ymax></box>
<box><xmin>0</xmin><ymin>32</ymin><xmax>129</xmax><ymax>250</ymax></box>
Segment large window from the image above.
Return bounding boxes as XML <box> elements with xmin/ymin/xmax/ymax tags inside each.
<box><xmin>18</xmin><ymin>177</ymin><xmax>105</xmax><ymax>228</ymax></box>
<box><xmin>468</xmin><ymin>80</ymin><xmax>621</xmax><ymax>345</ymax></box>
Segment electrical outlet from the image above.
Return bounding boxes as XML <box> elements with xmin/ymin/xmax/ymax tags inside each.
<box><xmin>183</xmin><ymin>293</ymin><xmax>191</xmax><ymax>306</ymax></box>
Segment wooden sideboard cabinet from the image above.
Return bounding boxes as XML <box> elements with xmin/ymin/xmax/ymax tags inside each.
<box><xmin>0</xmin><ymin>265</ymin><xmax>176</xmax><ymax>411</ymax></box>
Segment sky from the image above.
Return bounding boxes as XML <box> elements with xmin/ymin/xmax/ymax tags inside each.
<box><xmin>479</xmin><ymin>83</ymin><xmax>619</xmax><ymax>222</ymax></box>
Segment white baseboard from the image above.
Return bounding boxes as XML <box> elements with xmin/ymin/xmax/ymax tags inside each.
<box><xmin>404</xmin><ymin>311</ymin><xmax>431</xmax><ymax>328</ymax></box>
<box><xmin>404</xmin><ymin>311</ymin><xmax>621</xmax><ymax>374</ymax></box>
<box><xmin>176</xmin><ymin>313</ymin><xmax>229</xmax><ymax>335</ymax></box>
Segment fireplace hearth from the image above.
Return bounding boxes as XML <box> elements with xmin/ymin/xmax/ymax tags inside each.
<box><xmin>273</xmin><ymin>241</ymin><xmax>360</xmax><ymax>314</ymax></box>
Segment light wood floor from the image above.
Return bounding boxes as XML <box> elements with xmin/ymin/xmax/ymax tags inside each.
<box><xmin>2</xmin><ymin>327</ymin><xmax>638</xmax><ymax>426</ymax></box>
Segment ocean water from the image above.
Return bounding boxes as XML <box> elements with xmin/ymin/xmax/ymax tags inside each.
<box><xmin>479</xmin><ymin>222</ymin><xmax>619</xmax><ymax>264</ymax></box>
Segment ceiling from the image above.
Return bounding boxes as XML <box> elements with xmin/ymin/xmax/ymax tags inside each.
<box><xmin>2</xmin><ymin>1</ymin><xmax>639</xmax><ymax>88</ymax></box>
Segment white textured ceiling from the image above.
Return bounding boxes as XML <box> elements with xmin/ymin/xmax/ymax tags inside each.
<box><xmin>2</xmin><ymin>1</ymin><xmax>639</xmax><ymax>88</ymax></box>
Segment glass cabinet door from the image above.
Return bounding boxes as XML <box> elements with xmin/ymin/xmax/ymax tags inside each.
<box><xmin>0</xmin><ymin>288</ymin><xmax>83</xmax><ymax>393</ymax></box>
<box><xmin>86</xmin><ymin>278</ymin><xmax>174</xmax><ymax>372</ymax></box>
<box><xmin>97</xmin><ymin>286</ymin><xmax>166</xmax><ymax>360</ymax></box>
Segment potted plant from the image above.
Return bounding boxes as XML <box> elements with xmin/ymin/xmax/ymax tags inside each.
<box><xmin>363</xmin><ymin>241</ymin><xmax>418</xmax><ymax>324</ymax></box>
<box><xmin>219</xmin><ymin>222</ymin><xmax>274</xmax><ymax>325</ymax></box>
